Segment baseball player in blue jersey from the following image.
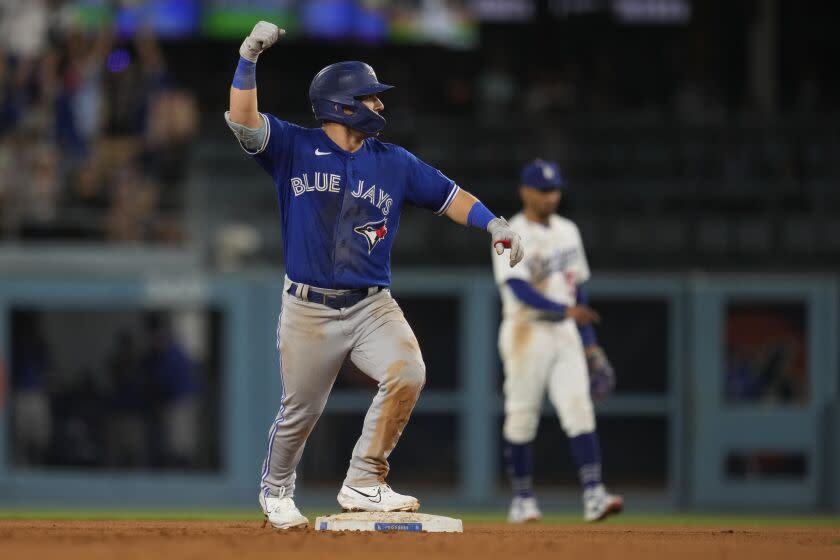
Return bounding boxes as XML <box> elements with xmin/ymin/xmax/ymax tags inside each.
<box><xmin>492</xmin><ymin>159</ymin><xmax>622</xmax><ymax>523</ymax></box>
<box><xmin>226</xmin><ymin>22</ymin><xmax>524</xmax><ymax>529</ymax></box>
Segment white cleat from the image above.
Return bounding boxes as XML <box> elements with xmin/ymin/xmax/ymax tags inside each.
<box><xmin>583</xmin><ymin>484</ymin><xmax>623</xmax><ymax>522</ymax></box>
<box><xmin>259</xmin><ymin>488</ymin><xmax>309</xmax><ymax>529</ymax></box>
<box><xmin>507</xmin><ymin>495</ymin><xmax>542</xmax><ymax>523</ymax></box>
<box><xmin>337</xmin><ymin>483</ymin><xmax>420</xmax><ymax>512</ymax></box>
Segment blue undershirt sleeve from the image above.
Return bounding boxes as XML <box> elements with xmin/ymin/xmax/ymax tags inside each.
<box><xmin>506</xmin><ymin>279</ymin><xmax>567</xmax><ymax>315</ymax></box>
<box><xmin>577</xmin><ymin>284</ymin><xmax>597</xmax><ymax>347</ymax></box>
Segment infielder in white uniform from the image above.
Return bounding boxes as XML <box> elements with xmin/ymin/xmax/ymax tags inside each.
<box><xmin>493</xmin><ymin>159</ymin><xmax>622</xmax><ymax>523</ymax></box>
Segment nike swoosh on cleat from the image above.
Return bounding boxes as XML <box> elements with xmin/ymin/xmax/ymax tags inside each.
<box><xmin>315</xmin><ymin>148</ymin><xmax>332</xmax><ymax>156</ymax></box>
<box><xmin>345</xmin><ymin>486</ymin><xmax>382</xmax><ymax>503</ymax></box>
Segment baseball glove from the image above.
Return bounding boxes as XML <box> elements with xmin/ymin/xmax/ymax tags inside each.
<box><xmin>586</xmin><ymin>345</ymin><xmax>615</xmax><ymax>400</ymax></box>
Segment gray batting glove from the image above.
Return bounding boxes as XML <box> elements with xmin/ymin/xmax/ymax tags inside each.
<box><xmin>488</xmin><ymin>217</ymin><xmax>524</xmax><ymax>267</ymax></box>
<box><xmin>240</xmin><ymin>21</ymin><xmax>284</xmax><ymax>63</ymax></box>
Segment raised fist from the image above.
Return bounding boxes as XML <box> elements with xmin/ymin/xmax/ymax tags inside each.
<box><xmin>240</xmin><ymin>21</ymin><xmax>284</xmax><ymax>62</ymax></box>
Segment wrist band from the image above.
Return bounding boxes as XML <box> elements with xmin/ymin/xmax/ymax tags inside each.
<box><xmin>232</xmin><ymin>57</ymin><xmax>257</xmax><ymax>90</ymax></box>
<box><xmin>467</xmin><ymin>201</ymin><xmax>496</xmax><ymax>230</ymax></box>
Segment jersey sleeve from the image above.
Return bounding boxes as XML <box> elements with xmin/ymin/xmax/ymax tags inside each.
<box><xmin>402</xmin><ymin>150</ymin><xmax>460</xmax><ymax>215</ymax></box>
<box><xmin>569</xmin><ymin>224</ymin><xmax>591</xmax><ymax>284</ymax></box>
<box><xmin>238</xmin><ymin>113</ymin><xmax>297</xmax><ymax>181</ymax></box>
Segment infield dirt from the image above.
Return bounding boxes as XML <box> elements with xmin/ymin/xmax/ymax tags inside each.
<box><xmin>1</xmin><ymin>520</ymin><xmax>838</xmax><ymax>559</ymax></box>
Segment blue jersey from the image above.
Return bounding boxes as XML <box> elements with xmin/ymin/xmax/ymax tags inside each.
<box><xmin>242</xmin><ymin>113</ymin><xmax>460</xmax><ymax>289</ymax></box>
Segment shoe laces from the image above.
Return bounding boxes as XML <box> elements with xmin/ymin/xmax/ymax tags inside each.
<box><xmin>379</xmin><ymin>483</ymin><xmax>399</xmax><ymax>496</ymax></box>
<box><xmin>265</xmin><ymin>486</ymin><xmax>298</xmax><ymax>513</ymax></box>
<box><xmin>276</xmin><ymin>498</ymin><xmax>299</xmax><ymax>513</ymax></box>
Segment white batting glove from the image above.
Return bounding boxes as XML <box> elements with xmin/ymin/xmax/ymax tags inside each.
<box><xmin>488</xmin><ymin>217</ymin><xmax>524</xmax><ymax>267</ymax></box>
<box><xmin>240</xmin><ymin>21</ymin><xmax>284</xmax><ymax>63</ymax></box>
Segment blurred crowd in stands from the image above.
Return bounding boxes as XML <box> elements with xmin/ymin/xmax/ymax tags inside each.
<box><xmin>449</xmin><ymin>52</ymin><xmax>833</xmax><ymax>121</ymax></box>
<box><xmin>0</xmin><ymin>1</ymin><xmax>836</xmax><ymax>259</ymax></box>
<box><xmin>0</xmin><ymin>1</ymin><xmax>197</xmax><ymax>244</ymax></box>
<box><xmin>10</xmin><ymin>310</ymin><xmax>210</xmax><ymax>470</ymax></box>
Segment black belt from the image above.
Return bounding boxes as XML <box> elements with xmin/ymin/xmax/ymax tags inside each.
<box><xmin>287</xmin><ymin>282</ymin><xmax>383</xmax><ymax>310</ymax></box>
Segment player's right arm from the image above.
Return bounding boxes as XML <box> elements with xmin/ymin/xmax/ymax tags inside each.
<box><xmin>506</xmin><ymin>279</ymin><xmax>600</xmax><ymax>325</ymax></box>
<box><xmin>399</xmin><ymin>152</ymin><xmax>524</xmax><ymax>267</ymax></box>
<box><xmin>491</xmin><ymin>228</ymin><xmax>598</xmax><ymax>325</ymax></box>
<box><xmin>226</xmin><ymin>21</ymin><xmax>284</xmax><ymax>148</ymax></box>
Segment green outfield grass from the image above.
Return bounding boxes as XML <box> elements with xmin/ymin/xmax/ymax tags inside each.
<box><xmin>0</xmin><ymin>510</ymin><xmax>837</xmax><ymax>526</ymax></box>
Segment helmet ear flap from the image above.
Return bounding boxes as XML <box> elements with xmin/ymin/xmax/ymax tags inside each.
<box><xmin>310</xmin><ymin>92</ymin><xmax>385</xmax><ymax>135</ymax></box>
<box><xmin>331</xmin><ymin>102</ymin><xmax>356</xmax><ymax>116</ymax></box>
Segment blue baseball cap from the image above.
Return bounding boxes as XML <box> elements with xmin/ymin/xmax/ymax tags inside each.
<box><xmin>520</xmin><ymin>159</ymin><xmax>564</xmax><ymax>190</ymax></box>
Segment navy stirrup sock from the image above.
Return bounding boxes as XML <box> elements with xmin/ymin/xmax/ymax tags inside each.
<box><xmin>569</xmin><ymin>432</ymin><xmax>602</xmax><ymax>490</ymax></box>
<box><xmin>505</xmin><ymin>441</ymin><xmax>535</xmax><ymax>498</ymax></box>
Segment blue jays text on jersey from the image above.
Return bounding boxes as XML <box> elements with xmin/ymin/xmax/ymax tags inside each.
<box><xmin>241</xmin><ymin>113</ymin><xmax>460</xmax><ymax>289</ymax></box>
<box><xmin>289</xmin><ymin>174</ymin><xmax>394</xmax><ymax>216</ymax></box>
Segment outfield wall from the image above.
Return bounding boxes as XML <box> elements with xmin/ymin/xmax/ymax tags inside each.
<box><xmin>0</xmin><ymin>269</ymin><xmax>836</xmax><ymax>512</ymax></box>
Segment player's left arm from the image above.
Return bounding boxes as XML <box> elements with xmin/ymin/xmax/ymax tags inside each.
<box><xmin>577</xmin><ymin>284</ymin><xmax>598</xmax><ymax>349</ymax></box>
<box><xmin>403</xmin><ymin>153</ymin><xmax>523</xmax><ymax>266</ymax></box>
<box><xmin>577</xmin><ymin>284</ymin><xmax>615</xmax><ymax>400</ymax></box>
<box><xmin>570</xmin><ymin>221</ymin><xmax>615</xmax><ymax>400</ymax></box>
<box><xmin>444</xmin><ymin>189</ymin><xmax>524</xmax><ymax>267</ymax></box>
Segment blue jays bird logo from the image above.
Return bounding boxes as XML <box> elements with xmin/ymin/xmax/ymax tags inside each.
<box><xmin>354</xmin><ymin>218</ymin><xmax>388</xmax><ymax>253</ymax></box>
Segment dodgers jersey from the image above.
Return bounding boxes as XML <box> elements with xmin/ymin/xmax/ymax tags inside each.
<box><xmin>492</xmin><ymin>213</ymin><xmax>590</xmax><ymax>320</ymax></box>
<box><xmin>242</xmin><ymin>113</ymin><xmax>460</xmax><ymax>289</ymax></box>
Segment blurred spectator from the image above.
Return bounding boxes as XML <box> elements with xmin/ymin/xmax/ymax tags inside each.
<box><xmin>144</xmin><ymin>87</ymin><xmax>198</xmax><ymax>207</ymax></box>
<box><xmin>8</xmin><ymin>308</ymin><xmax>219</xmax><ymax>471</ymax></box>
<box><xmin>477</xmin><ymin>57</ymin><xmax>517</xmax><ymax>118</ymax></box>
<box><xmin>524</xmin><ymin>65</ymin><xmax>580</xmax><ymax>115</ymax></box>
<box><xmin>141</xmin><ymin>313</ymin><xmax>201</xmax><ymax>468</ymax></box>
<box><xmin>0</xmin><ymin>14</ymin><xmax>192</xmax><ymax>244</ymax></box>
<box><xmin>0</xmin><ymin>0</ymin><xmax>50</xmax><ymax>60</ymax></box>
<box><xmin>17</xmin><ymin>142</ymin><xmax>61</xmax><ymax>238</ymax></box>
<box><xmin>102</xmin><ymin>28</ymin><xmax>165</xmax><ymax>138</ymax></box>
<box><xmin>59</xmin><ymin>159</ymin><xmax>108</xmax><ymax>239</ymax></box>
<box><xmin>10</xmin><ymin>312</ymin><xmax>52</xmax><ymax>466</ymax></box>
<box><xmin>53</xmin><ymin>25</ymin><xmax>110</xmax><ymax>161</ymax></box>
<box><xmin>105</xmin><ymin>331</ymin><xmax>150</xmax><ymax>468</ymax></box>
<box><xmin>105</xmin><ymin>165</ymin><xmax>159</xmax><ymax>242</ymax></box>
<box><xmin>51</xmin><ymin>366</ymin><xmax>107</xmax><ymax>466</ymax></box>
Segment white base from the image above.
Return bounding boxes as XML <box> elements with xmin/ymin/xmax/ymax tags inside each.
<box><xmin>314</xmin><ymin>512</ymin><xmax>463</xmax><ymax>533</ymax></box>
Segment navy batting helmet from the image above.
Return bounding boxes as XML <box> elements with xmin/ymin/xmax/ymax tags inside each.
<box><xmin>309</xmin><ymin>61</ymin><xmax>393</xmax><ymax>136</ymax></box>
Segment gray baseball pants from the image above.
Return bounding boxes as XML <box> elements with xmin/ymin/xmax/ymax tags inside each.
<box><xmin>260</xmin><ymin>282</ymin><xmax>426</xmax><ymax>498</ymax></box>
